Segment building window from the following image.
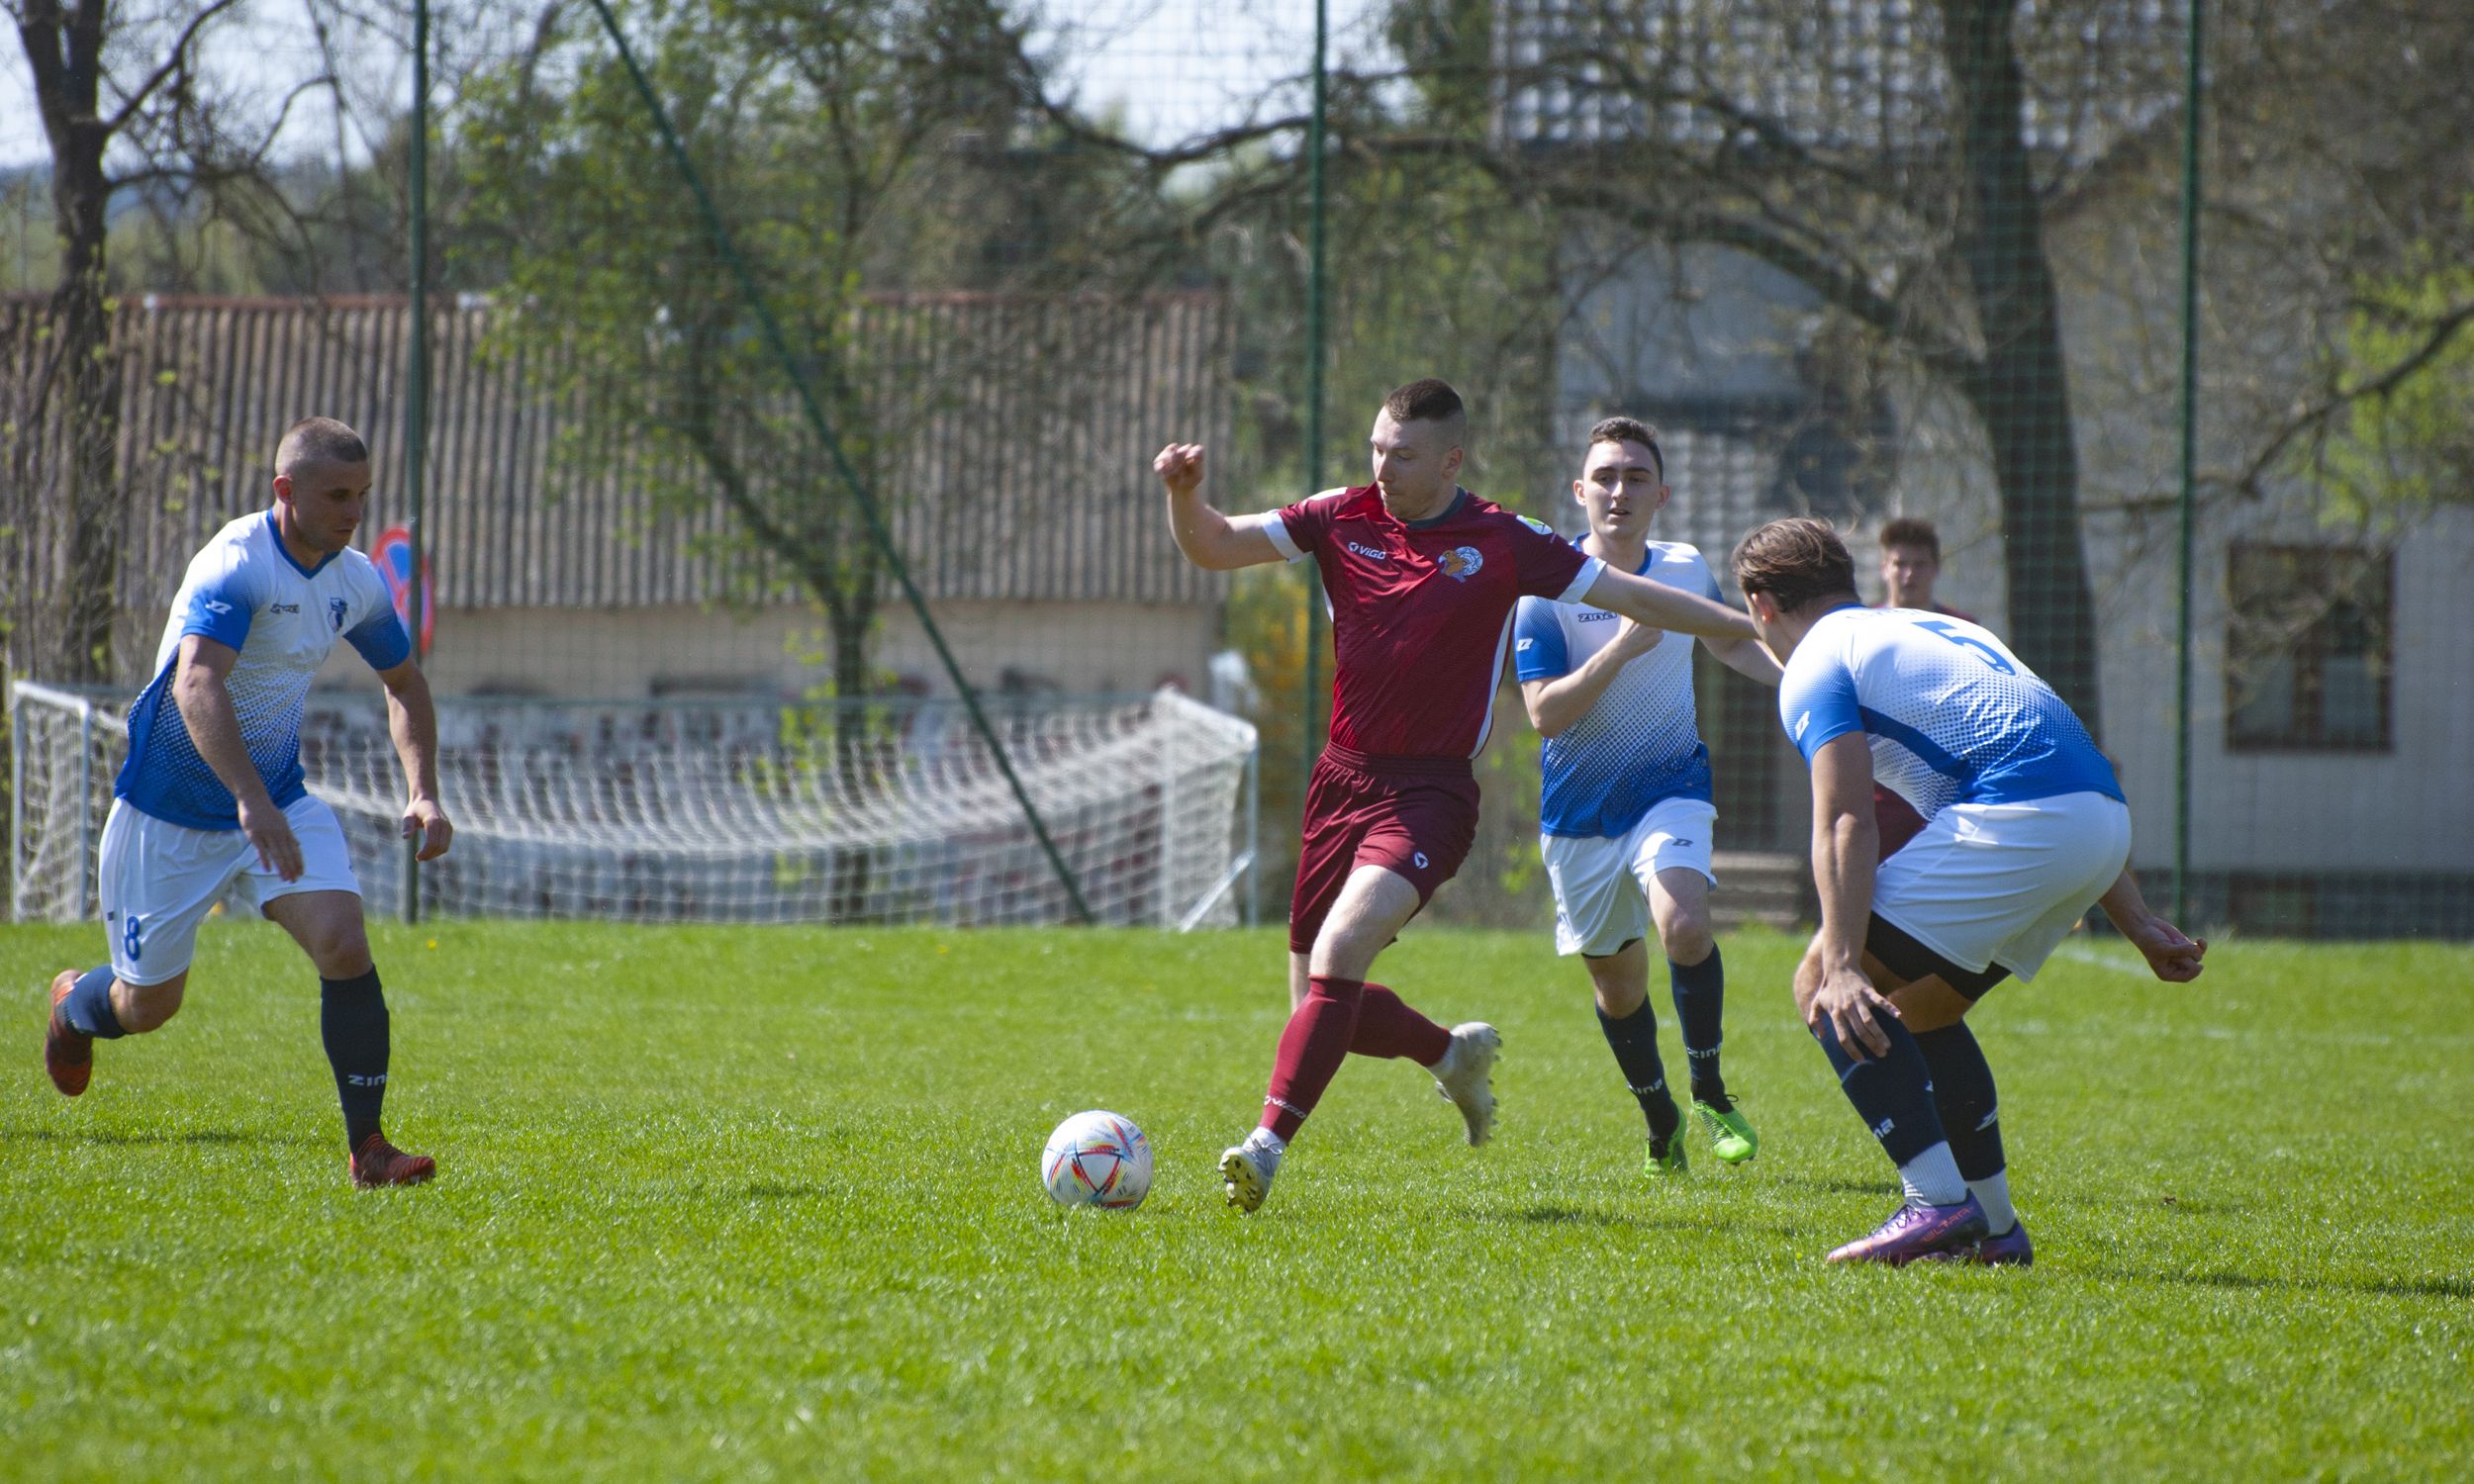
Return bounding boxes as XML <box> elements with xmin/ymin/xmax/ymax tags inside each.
<box><xmin>2226</xmin><ymin>544</ymin><xmax>2393</xmax><ymax>752</ymax></box>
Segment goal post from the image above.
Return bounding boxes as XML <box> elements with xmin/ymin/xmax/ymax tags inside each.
<box><xmin>8</xmin><ymin>682</ymin><xmax>1257</xmax><ymax>930</ymax></box>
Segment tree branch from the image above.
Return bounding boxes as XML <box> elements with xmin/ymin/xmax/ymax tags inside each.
<box><xmin>104</xmin><ymin>0</ymin><xmax>245</xmax><ymax>133</ymax></box>
<box><xmin>1370</xmin><ymin>131</ymin><xmax>1984</xmax><ymax>388</ymax></box>
<box><xmin>2221</xmin><ymin>296</ymin><xmax>2474</xmax><ymax>499</ymax></box>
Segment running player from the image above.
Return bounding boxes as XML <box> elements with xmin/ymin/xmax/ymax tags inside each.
<box><xmin>1731</xmin><ymin>518</ymin><xmax>2205</xmax><ymax>1264</ymax></box>
<box><xmin>1154</xmin><ymin>379</ymin><xmax>1760</xmax><ymax>1212</ymax></box>
<box><xmin>41</xmin><ymin>417</ymin><xmax>453</xmax><ymax>1187</ymax></box>
<box><xmin>1513</xmin><ymin>417</ymin><xmax>1780</xmax><ymax>1180</ymax></box>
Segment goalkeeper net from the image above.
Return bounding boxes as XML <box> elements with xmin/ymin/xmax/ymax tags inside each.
<box><xmin>8</xmin><ymin>682</ymin><xmax>1257</xmax><ymax>930</ymax></box>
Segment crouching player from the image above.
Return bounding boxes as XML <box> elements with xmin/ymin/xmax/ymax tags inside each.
<box><xmin>1514</xmin><ymin>418</ymin><xmax>1780</xmax><ymax>1178</ymax></box>
<box><xmin>1732</xmin><ymin>518</ymin><xmax>2205</xmax><ymax>1264</ymax></box>
<box><xmin>42</xmin><ymin>417</ymin><xmax>453</xmax><ymax>1187</ymax></box>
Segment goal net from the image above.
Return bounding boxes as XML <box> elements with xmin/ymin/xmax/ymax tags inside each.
<box><xmin>9</xmin><ymin>682</ymin><xmax>1257</xmax><ymax>930</ymax></box>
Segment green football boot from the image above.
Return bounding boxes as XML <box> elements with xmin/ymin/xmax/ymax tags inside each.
<box><xmin>1692</xmin><ymin>1097</ymin><xmax>1760</xmax><ymax>1164</ymax></box>
<box><xmin>1643</xmin><ymin>1131</ymin><xmax>1689</xmax><ymax>1180</ymax></box>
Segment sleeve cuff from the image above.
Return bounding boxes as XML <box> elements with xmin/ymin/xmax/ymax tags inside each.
<box><xmin>346</xmin><ymin>617</ymin><xmax>414</xmax><ymax>671</ymax></box>
<box><xmin>1556</xmin><ymin>555</ymin><xmax>1605</xmax><ymax>604</ymax></box>
<box><xmin>1242</xmin><ymin>510</ymin><xmax>1305</xmax><ymax>563</ymax></box>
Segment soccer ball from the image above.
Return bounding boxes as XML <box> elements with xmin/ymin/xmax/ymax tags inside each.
<box><xmin>1040</xmin><ymin>1110</ymin><xmax>1153</xmax><ymax>1210</ymax></box>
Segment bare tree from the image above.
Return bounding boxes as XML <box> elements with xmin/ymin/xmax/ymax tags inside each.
<box><xmin>3</xmin><ymin>0</ymin><xmax>322</xmax><ymax>683</ymax></box>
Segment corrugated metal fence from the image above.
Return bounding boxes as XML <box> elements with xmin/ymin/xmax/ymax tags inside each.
<box><xmin>1</xmin><ymin>289</ymin><xmax>1231</xmax><ymax>660</ymax></box>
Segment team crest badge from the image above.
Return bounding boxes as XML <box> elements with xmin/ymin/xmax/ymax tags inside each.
<box><xmin>328</xmin><ymin>597</ymin><xmax>349</xmax><ymax>632</ymax></box>
<box><xmin>1437</xmin><ymin>546</ymin><xmax>1484</xmax><ymax>581</ymax></box>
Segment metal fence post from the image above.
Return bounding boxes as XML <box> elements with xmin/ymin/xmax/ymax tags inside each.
<box><xmin>6</xmin><ymin>687</ymin><xmax>22</xmax><ymax>922</ymax></box>
<box><xmin>2173</xmin><ymin>0</ymin><xmax>2205</xmax><ymax>925</ymax></box>
<box><xmin>1243</xmin><ymin>735</ymin><xmax>1261</xmax><ymax>928</ymax></box>
<box><xmin>402</xmin><ymin>0</ymin><xmax>430</xmax><ymax>926</ymax></box>
<box><xmin>76</xmin><ymin>698</ymin><xmax>93</xmax><ymax>919</ymax></box>
<box><xmin>1300</xmin><ymin>0</ymin><xmax>1329</xmax><ymax>781</ymax></box>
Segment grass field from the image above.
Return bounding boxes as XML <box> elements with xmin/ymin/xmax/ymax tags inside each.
<box><xmin>3</xmin><ymin>919</ymin><xmax>2469</xmax><ymax>1481</ymax></box>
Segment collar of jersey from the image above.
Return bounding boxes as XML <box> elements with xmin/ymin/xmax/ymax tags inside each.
<box><xmin>263</xmin><ymin>510</ymin><xmax>339</xmax><ymax>579</ymax></box>
<box><xmin>1398</xmin><ymin>488</ymin><xmax>1467</xmax><ymax>530</ymax></box>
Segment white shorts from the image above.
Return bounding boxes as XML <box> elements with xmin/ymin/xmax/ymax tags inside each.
<box><xmin>98</xmin><ymin>794</ymin><xmax>361</xmax><ymax>985</ymax></box>
<box><xmin>1873</xmin><ymin>791</ymin><xmax>2132</xmax><ymax>983</ymax></box>
<box><xmin>1542</xmin><ymin>796</ymin><xmax>1719</xmax><ymax>958</ymax></box>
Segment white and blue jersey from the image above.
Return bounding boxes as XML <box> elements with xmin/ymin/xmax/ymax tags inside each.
<box><xmin>1776</xmin><ymin>604</ymin><xmax>2123</xmax><ymax>817</ymax></box>
<box><xmin>116</xmin><ymin>511</ymin><xmax>411</xmax><ymax>829</ymax></box>
<box><xmin>1513</xmin><ymin>540</ymin><xmax>1718</xmax><ymax>838</ymax></box>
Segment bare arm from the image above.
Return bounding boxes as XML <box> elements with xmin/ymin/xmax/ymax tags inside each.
<box><xmin>1700</xmin><ymin>632</ymin><xmax>1783</xmax><ymax>687</ymax></box>
<box><xmin>375</xmin><ymin>658</ymin><xmax>453</xmax><ymax>861</ymax></box>
<box><xmin>2097</xmin><ymin>867</ymin><xmax>2206</xmax><ymax>981</ymax></box>
<box><xmin>1519</xmin><ymin>621</ymin><xmax>1662</xmax><ymax>736</ymax></box>
<box><xmin>171</xmin><ymin>635</ymin><xmax>303</xmax><ymax>881</ymax></box>
<box><xmin>1806</xmin><ymin>732</ymin><xmax>1898</xmax><ymax>1058</ymax></box>
<box><xmin>1579</xmin><ymin>565</ymin><xmax>1759</xmax><ymax>641</ymax></box>
<box><xmin>1153</xmin><ymin>443</ymin><xmax>1285</xmax><ymax>571</ymax></box>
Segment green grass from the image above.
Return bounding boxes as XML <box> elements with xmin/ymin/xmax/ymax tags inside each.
<box><xmin>3</xmin><ymin>920</ymin><xmax>2470</xmax><ymax>1481</ymax></box>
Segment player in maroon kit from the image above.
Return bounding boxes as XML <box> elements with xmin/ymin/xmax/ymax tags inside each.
<box><xmin>1154</xmin><ymin>379</ymin><xmax>1760</xmax><ymax>1211</ymax></box>
<box><xmin>1872</xmin><ymin>517</ymin><xmax>1980</xmax><ymax>857</ymax></box>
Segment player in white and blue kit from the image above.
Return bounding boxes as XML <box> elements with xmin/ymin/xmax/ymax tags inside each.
<box><xmin>1731</xmin><ymin>518</ymin><xmax>2206</xmax><ymax>1265</ymax></box>
<box><xmin>1514</xmin><ymin>418</ymin><xmax>1782</xmax><ymax>1179</ymax></box>
<box><xmin>42</xmin><ymin>417</ymin><xmax>454</xmax><ymax>1188</ymax></box>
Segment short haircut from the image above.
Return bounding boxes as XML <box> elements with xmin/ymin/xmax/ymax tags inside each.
<box><xmin>1381</xmin><ymin>378</ymin><xmax>1468</xmax><ymax>447</ymax></box>
<box><xmin>1586</xmin><ymin>415</ymin><xmax>1665</xmax><ymax>484</ymax></box>
<box><xmin>1878</xmin><ymin>515</ymin><xmax>1942</xmax><ymax>561</ymax></box>
<box><xmin>1732</xmin><ymin>517</ymin><xmax>1859</xmax><ymax>614</ymax></box>
<box><xmin>275</xmin><ymin>417</ymin><xmax>369</xmax><ymax>477</ymax></box>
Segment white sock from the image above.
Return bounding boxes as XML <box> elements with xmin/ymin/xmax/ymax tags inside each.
<box><xmin>1896</xmin><ymin>1143</ymin><xmax>1968</xmax><ymax>1206</ymax></box>
<box><xmin>1968</xmin><ymin>1170</ymin><xmax>2017</xmax><ymax>1236</ymax></box>
<box><xmin>1429</xmin><ymin>1035</ymin><xmax>1461</xmax><ymax>1079</ymax></box>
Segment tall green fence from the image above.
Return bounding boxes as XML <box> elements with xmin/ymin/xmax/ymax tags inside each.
<box><xmin>5</xmin><ymin>0</ymin><xmax>2470</xmax><ymax>939</ymax></box>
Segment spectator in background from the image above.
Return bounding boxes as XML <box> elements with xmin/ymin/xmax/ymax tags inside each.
<box><xmin>1872</xmin><ymin>518</ymin><xmax>1976</xmax><ymax>857</ymax></box>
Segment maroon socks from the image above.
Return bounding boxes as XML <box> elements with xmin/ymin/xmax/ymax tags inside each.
<box><xmin>1262</xmin><ymin>977</ymin><xmax>1453</xmax><ymax>1140</ymax></box>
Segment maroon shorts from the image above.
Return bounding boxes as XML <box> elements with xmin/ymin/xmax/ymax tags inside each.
<box><xmin>1288</xmin><ymin>745</ymin><xmax>1480</xmax><ymax>954</ymax></box>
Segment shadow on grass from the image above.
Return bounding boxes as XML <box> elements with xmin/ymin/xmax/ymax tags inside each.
<box><xmin>2091</xmin><ymin>1265</ymin><xmax>2474</xmax><ymax>1303</ymax></box>
<box><xmin>1775</xmin><ymin>1174</ymin><xmax>1900</xmax><ymax>1198</ymax></box>
<box><xmin>744</xmin><ymin>1181</ymin><xmax>824</xmax><ymax>1201</ymax></box>
<box><xmin>0</xmin><ymin>1125</ymin><xmax>280</xmax><ymax>1148</ymax></box>
<box><xmin>1495</xmin><ymin>1202</ymin><xmax>1809</xmax><ymax>1240</ymax></box>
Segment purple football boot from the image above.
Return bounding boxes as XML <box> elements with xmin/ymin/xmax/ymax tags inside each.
<box><xmin>1972</xmin><ymin>1220</ymin><xmax>2034</xmax><ymax>1267</ymax></box>
<box><xmin>1825</xmin><ymin>1195</ymin><xmax>1990</xmax><ymax>1266</ymax></box>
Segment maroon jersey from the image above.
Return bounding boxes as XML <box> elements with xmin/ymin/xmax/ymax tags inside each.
<box><xmin>1254</xmin><ymin>485</ymin><xmax>1602</xmax><ymax>759</ymax></box>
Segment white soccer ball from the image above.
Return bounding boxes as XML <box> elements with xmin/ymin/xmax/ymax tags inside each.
<box><xmin>1040</xmin><ymin>1110</ymin><xmax>1153</xmax><ymax>1210</ymax></box>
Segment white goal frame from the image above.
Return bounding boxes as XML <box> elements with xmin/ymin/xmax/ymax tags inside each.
<box><xmin>9</xmin><ymin>682</ymin><xmax>1258</xmax><ymax>930</ymax></box>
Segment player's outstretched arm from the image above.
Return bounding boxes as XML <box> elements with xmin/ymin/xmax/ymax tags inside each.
<box><xmin>376</xmin><ymin>658</ymin><xmax>453</xmax><ymax>862</ymax></box>
<box><xmin>1700</xmin><ymin>633</ymin><xmax>1784</xmax><ymax>688</ymax></box>
<box><xmin>1153</xmin><ymin>443</ymin><xmax>1285</xmax><ymax>571</ymax></box>
<box><xmin>2096</xmin><ymin>868</ymin><xmax>2205</xmax><ymax>982</ymax></box>
<box><xmin>171</xmin><ymin>635</ymin><xmax>305</xmax><ymax>881</ymax></box>
<box><xmin>1579</xmin><ymin>565</ymin><xmax>1759</xmax><ymax>641</ymax></box>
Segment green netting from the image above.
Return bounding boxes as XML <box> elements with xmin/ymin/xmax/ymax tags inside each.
<box><xmin>5</xmin><ymin>0</ymin><xmax>2470</xmax><ymax>937</ymax></box>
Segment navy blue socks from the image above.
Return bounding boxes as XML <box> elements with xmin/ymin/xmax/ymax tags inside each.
<box><xmin>320</xmin><ymin>969</ymin><xmax>391</xmax><ymax>1150</ymax></box>
<box><xmin>1668</xmin><ymin>946</ymin><xmax>1728</xmax><ymax>1106</ymax></box>
<box><xmin>60</xmin><ymin>966</ymin><xmax>127</xmax><ymax>1039</ymax></box>
<box><xmin>1913</xmin><ymin>1024</ymin><xmax>2004</xmax><ymax>1180</ymax></box>
<box><xmin>1915</xmin><ymin>1021</ymin><xmax>2016</xmax><ymax>1232</ymax></box>
<box><xmin>1809</xmin><ymin>1015</ymin><xmax>1965</xmax><ymax>1203</ymax></box>
<box><xmin>1597</xmin><ymin>1002</ymin><xmax>1680</xmax><ymax>1142</ymax></box>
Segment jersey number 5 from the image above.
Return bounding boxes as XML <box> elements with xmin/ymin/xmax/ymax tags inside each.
<box><xmin>1915</xmin><ymin>617</ymin><xmax>2016</xmax><ymax>675</ymax></box>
